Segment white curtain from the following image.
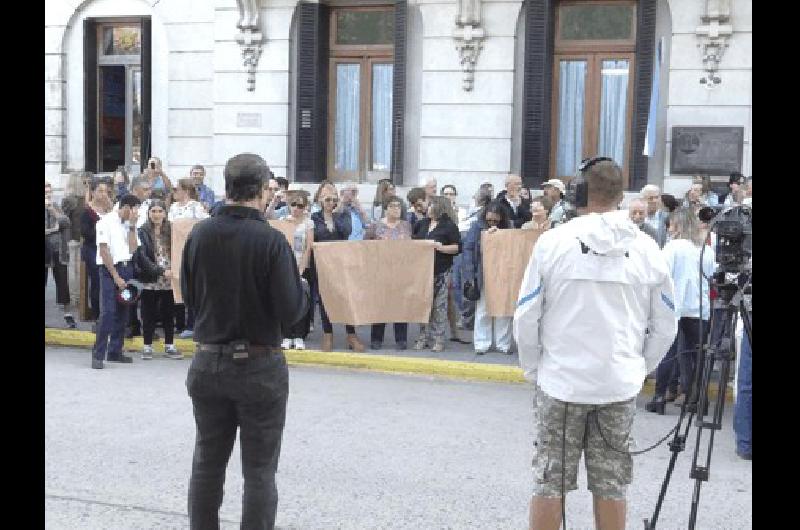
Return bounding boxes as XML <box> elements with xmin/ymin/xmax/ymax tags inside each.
<box><xmin>335</xmin><ymin>64</ymin><xmax>360</xmax><ymax>172</ymax></box>
<box><xmin>597</xmin><ymin>59</ymin><xmax>630</xmax><ymax>167</ymax></box>
<box><xmin>371</xmin><ymin>64</ymin><xmax>393</xmax><ymax>171</ymax></box>
<box><xmin>556</xmin><ymin>61</ymin><xmax>586</xmax><ymax>176</ymax></box>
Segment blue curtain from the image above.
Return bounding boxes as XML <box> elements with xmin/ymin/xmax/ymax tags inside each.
<box><xmin>335</xmin><ymin>64</ymin><xmax>360</xmax><ymax>172</ymax></box>
<box><xmin>556</xmin><ymin>61</ymin><xmax>586</xmax><ymax>176</ymax></box>
<box><xmin>371</xmin><ymin>64</ymin><xmax>393</xmax><ymax>171</ymax></box>
<box><xmin>597</xmin><ymin>59</ymin><xmax>630</xmax><ymax>167</ymax></box>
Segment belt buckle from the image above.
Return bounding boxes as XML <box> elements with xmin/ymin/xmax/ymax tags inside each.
<box><xmin>230</xmin><ymin>340</ymin><xmax>249</xmax><ymax>360</ymax></box>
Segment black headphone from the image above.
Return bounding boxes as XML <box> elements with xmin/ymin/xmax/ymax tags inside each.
<box><xmin>567</xmin><ymin>156</ymin><xmax>614</xmax><ymax>209</ymax></box>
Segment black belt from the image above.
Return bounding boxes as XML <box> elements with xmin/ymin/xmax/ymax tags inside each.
<box><xmin>197</xmin><ymin>342</ymin><xmax>282</xmax><ymax>360</ymax></box>
<box><xmin>116</xmin><ymin>260</ymin><xmax>131</xmax><ymax>267</ymax></box>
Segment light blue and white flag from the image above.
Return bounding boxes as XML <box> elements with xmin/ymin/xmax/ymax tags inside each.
<box><xmin>643</xmin><ymin>38</ymin><xmax>664</xmax><ymax>157</ymax></box>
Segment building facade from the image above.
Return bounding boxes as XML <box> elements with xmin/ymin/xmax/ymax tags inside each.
<box><xmin>45</xmin><ymin>0</ymin><xmax>752</xmax><ymax>200</ymax></box>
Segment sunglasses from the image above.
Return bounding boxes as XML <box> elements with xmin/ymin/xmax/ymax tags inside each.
<box><xmin>323</xmin><ymin>198</ymin><xmax>339</xmax><ymax>203</ymax></box>
<box><xmin>290</xmin><ymin>202</ymin><xmax>306</xmax><ymax>208</ymax></box>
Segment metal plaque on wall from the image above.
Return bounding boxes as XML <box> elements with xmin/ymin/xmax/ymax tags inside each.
<box><xmin>670</xmin><ymin>127</ymin><xmax>744</xmax><ymax>175</ymax></box>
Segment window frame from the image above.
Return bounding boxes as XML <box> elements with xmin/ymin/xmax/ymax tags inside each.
<box><xmin>329</xmin><ymin>5</ymin><xmax>395</xmax><ymax>56</ymax></box>
<box><xmin>549</xmin><ymin>52</ymin><xmax>635</xmax><ymax>187</ymax></box>
<box><xmin>554</xmin><ymin>0</ymin><xmax>636</xmax><ymax>53</ymax></box>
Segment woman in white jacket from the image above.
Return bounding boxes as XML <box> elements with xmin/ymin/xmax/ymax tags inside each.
<box><xmin>645</xmin><ymin>207</ymin><xmax>715</xmax><ymax>414</ymax></box>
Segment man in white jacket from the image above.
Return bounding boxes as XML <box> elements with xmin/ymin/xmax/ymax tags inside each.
<box><xmin>513</xmin><ymin>158</ymin><xmax>678</xmax><ymax>530</ymax></box>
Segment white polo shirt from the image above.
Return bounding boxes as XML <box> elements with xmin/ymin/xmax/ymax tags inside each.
<box><xmin>95</xmin><ymin>211</ymin><xmax>135</xmax><ymax>265</ymax></box>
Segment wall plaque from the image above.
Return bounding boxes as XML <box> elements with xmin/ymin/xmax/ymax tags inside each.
<box><xmin>670</xmin><ymin>126</ymin><xmax>743</xmax><ymax>175</ymax></box>
<box><xmin>237</xmin><ymin>112</ymin><xmax>262</xmax><ymax>128</ymax></box>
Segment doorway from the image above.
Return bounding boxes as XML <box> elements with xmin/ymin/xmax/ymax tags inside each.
<box><xmin>95</xmin><ymin>22</ymin><xmax>143</xmax><ymax>174</ymax></box>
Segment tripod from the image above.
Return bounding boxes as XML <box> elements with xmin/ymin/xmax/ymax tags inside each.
<box><xmin>644</xmin><ymin>272</ymin><xmax>751</xmax><ymax>529</ymax></box>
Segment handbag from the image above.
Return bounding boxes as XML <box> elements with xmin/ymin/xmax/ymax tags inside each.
<box><xmin>462</xmin><ymin>278</ymin><xmax>480</xmax><ymax>302</ymax></box>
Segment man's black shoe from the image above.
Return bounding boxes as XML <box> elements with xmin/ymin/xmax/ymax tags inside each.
<box><xmin>91</xmin><ymin>359</ymin><xmax>104</xmax><ymax>369</ymax></box>
<box><xmin>736</xmin><ymin>449</ymin><xmax>752</xmax><ymax>461</ymax></box>
<box><xmin>107</xmin><ymin>355</ymin><xmax>134</xmax><ymax>364</ymax></box>
<box><xmin>64</xmin><ymin>315</ymin><xmax>77</xmax><ymax>329</ymax></box>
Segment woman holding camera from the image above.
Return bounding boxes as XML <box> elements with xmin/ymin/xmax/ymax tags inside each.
<box><xmin>145</xmin><ymin>157</ymin><xmax>173</xmax><ymax>204</ymax></box>
<box><xmin>135</xmin><ymin>200</ymin><xmax>180</xmax><ymax>360</ymax></box>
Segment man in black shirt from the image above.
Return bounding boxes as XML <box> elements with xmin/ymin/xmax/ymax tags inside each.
<box><xmin>181</xmin><ymin>153</ymin><xmax>309</xmax><ymax>530</ymax></box>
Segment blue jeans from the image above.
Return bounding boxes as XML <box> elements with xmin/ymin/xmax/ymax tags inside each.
<box><xmin>734</xmin><ymin>330</ymin><xmax>752</xmax><ymax>455</ymax></box>
<box><xmin>92</xmin><ymin>263</ymin><xmax>133</xmax><ymax>361</ymax></box>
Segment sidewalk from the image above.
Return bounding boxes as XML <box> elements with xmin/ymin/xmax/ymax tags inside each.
<box><xmin>44</xmin><ymin>280</ymin><xmax>734</xmax><ymax>399</ymax></box>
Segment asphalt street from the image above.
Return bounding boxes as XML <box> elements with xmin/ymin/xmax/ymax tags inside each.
<box><xmin>45</xmin><ymin>346</ymin><xmax>752</xmax><ymax>529</ymax></box>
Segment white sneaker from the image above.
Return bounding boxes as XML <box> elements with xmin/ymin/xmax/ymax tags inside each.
<box><xmin>141</xmin><ymin>345</ymin><xmax>153</xmax><ymax>360</ymax></box>
<box><xmin>293</xmin><ymin>338</ymin><xmax>305</xmax><ymax>350</ymax></box>
<box><xmin>165</xmin><ymin>344</ymin><xmax>183</xmax><ymax>359</ymax></box>
<box><xmin>281</xmin><ymin>338</ymin><xmax>294</xmax><ymax>349</ymax></box>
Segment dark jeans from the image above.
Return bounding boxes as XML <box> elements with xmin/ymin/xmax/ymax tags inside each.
<box><xmin>82</xmin><ymin>246</ymin><xmax>100</xmax><ymax>320</ymax></box>
<box><xmin>734</xmin><ymin>329</ymin><xmax>752</xmax><ymax>454</ymax></box>
<box><xmin>186</xmin><ymin>351</ymin><xmax>289</xmax><ymax>530</ymax></box>
<box><xmin>370</xmin><ymin>323</ymin><xmax>408</xmax><ymax>345</ymax></box>
<box><xmin>129</xmin><ymin>297</ymin><xmax>141</xmax><ymax>333</ymax></box>
<box><xmin>654</xmin><ymin>341</ymin><xmax>680</xmax><ymax>397</ymax></box>
<box><xmin>92</xmin><ymin>263</ymin><xmax>133</xmax><ymax>361</ymax></box>
<box><xmin>141</xmin><ymin>289</ymin><xmax>175</xmax><ymax>345</ymax></box>
<box><xmin>313</xmin><ymin>279</ymin><xmax>355</xmax><ymax>335</ymax></box>
<box><xmin>45</xmin><ymin>252</ymin><xmax>70</xmax><ymax>305</ymax></box>
<box><xmin>282</xmin><ymin>269</ymin><xmax>312</xmax><ymax>340</ymax></box>
<box><xmin>654</xmin><ymin>318</ymin><xmax>707</xmax><ymax>397</ymax></box>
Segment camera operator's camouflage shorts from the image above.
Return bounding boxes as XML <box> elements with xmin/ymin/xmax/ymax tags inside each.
<box><xmin>531</xmin><ymin>386</ymin><xmax>635</xmax><ymax>500</ymax></box>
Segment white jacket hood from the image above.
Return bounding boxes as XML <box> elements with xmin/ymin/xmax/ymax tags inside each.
<box><xmin>571</xmin><ymin>210</ymin><xmax>639</xmax><ymax>256</ymax></box>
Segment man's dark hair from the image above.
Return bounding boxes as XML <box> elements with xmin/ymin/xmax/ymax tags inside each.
<box><xmin>119</xmin><ymin>194</ymin><xmax>142</xmax><ymax>208</ymax></box>
<box><xmin>480</xmin><ymin>199</ymin><xmax>511</xmax><ymax>229</ymax></box>
<box><xmin>407</xmin><ymin>187</ymin><xmax>426</xmax><ymax>205</ymax></box>
<box><xmin>728</xmin><ymin>171</ymin><xmax>744</xmax><ymax>186</ymax></box>
<box><xmin>275</xmin><ymin>177</ymin><xmax>289</xmax><ymax>191</ymax></box>
<box><xmin>441</xmin><ymin>184</ymin><xmax>457</xmax><ymax>195</ymax></box>
<box><xmin>585</xmin><ymin>160</ymin><xmax>623</xmax><ymax>206</ymax></box>
<box><xmin>224</xmin><ymin>153</ymin><xmax>271</xmax><ymax>202</ymax></box>
<box><xmin>191</xmin><ymin>164</ymin><xmax>206</xmax><ymax>174</ymax></box>
<box><xmin>89</xmin><ymin>176</ymin><xmax>107</xmax><ymax>192</ymax></box>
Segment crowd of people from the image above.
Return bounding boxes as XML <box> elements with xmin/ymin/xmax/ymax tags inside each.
<box><xmin>46</xmin><ymin>165</ymin><xmax>752</xmax><ymax>361</ymax></box>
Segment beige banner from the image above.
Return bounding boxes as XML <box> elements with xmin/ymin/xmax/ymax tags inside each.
<box><xmin>313</xmin><ymin>239</ymin><xmax>436</xmax><ymax>325</ymax></box>
<box><xmin>481</xmin><ymin>228</ymin><xmax>543</xmax><ymax>317</ymax></box>
<box><xmin>268</xmin><ymin>219</ymin><xmax>309</xmax><ymax>271</ymax></box>
<box><xmin>267</xmin><ymin>219</ymin><xmax>296</xmax><ymax>248</ymax></box>
<box><xmin>171</xmin><ymin>218</ymin><xmax>200</xmax><ymax>304</ymax></box>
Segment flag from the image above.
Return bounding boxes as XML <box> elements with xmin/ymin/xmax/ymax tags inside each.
<box><xmin>643</xmin><ymin>38</ymin><xmax>664</xmax><ymax>157</ymax></box>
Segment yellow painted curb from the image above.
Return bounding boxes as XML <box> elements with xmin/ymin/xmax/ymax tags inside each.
<box><xmin>44</xmin><ymin>328</ymin><xmax>734</xmax><ymax>400</ymax></box>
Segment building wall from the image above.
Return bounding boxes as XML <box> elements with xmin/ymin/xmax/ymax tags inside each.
<box><xmin>46</xmin><ymin>0</ymin><xmax>752</xmax><ymax>203</ymax></box>
<box><xmin>662</xmin><ymin>0</ymin><xmax>752</xmax><ymax>196</ymax></box>
<box><xmin>415</xmin><ymin>0</ymin><xmax>523</xmax><ymax>195</ymax></box>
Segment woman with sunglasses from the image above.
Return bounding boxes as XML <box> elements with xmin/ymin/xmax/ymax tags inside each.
<box><xmin>310</xmin><ymin>187</ymin><xmax>367</xmax><ymax>352</ymax></box>
<box><xmin>365</xmin><ymin>196</ymin><xmax>412</xmax><ymax>350</ymax></box>
<box><xmin>278</xmin><ymin>191</ymin><xmax>314</xmax><ymax>350</ymax></box>
<box><xmin>462</xmin><ymin>200</ymin><xmax>513</xmax><ymax>355</ymax></box>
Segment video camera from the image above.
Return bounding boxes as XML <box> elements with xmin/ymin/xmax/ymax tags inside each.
<box><xmin>698</xmin><ymin>205</ymin><xmax>752</xmax><ymax>273</ymax></box>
